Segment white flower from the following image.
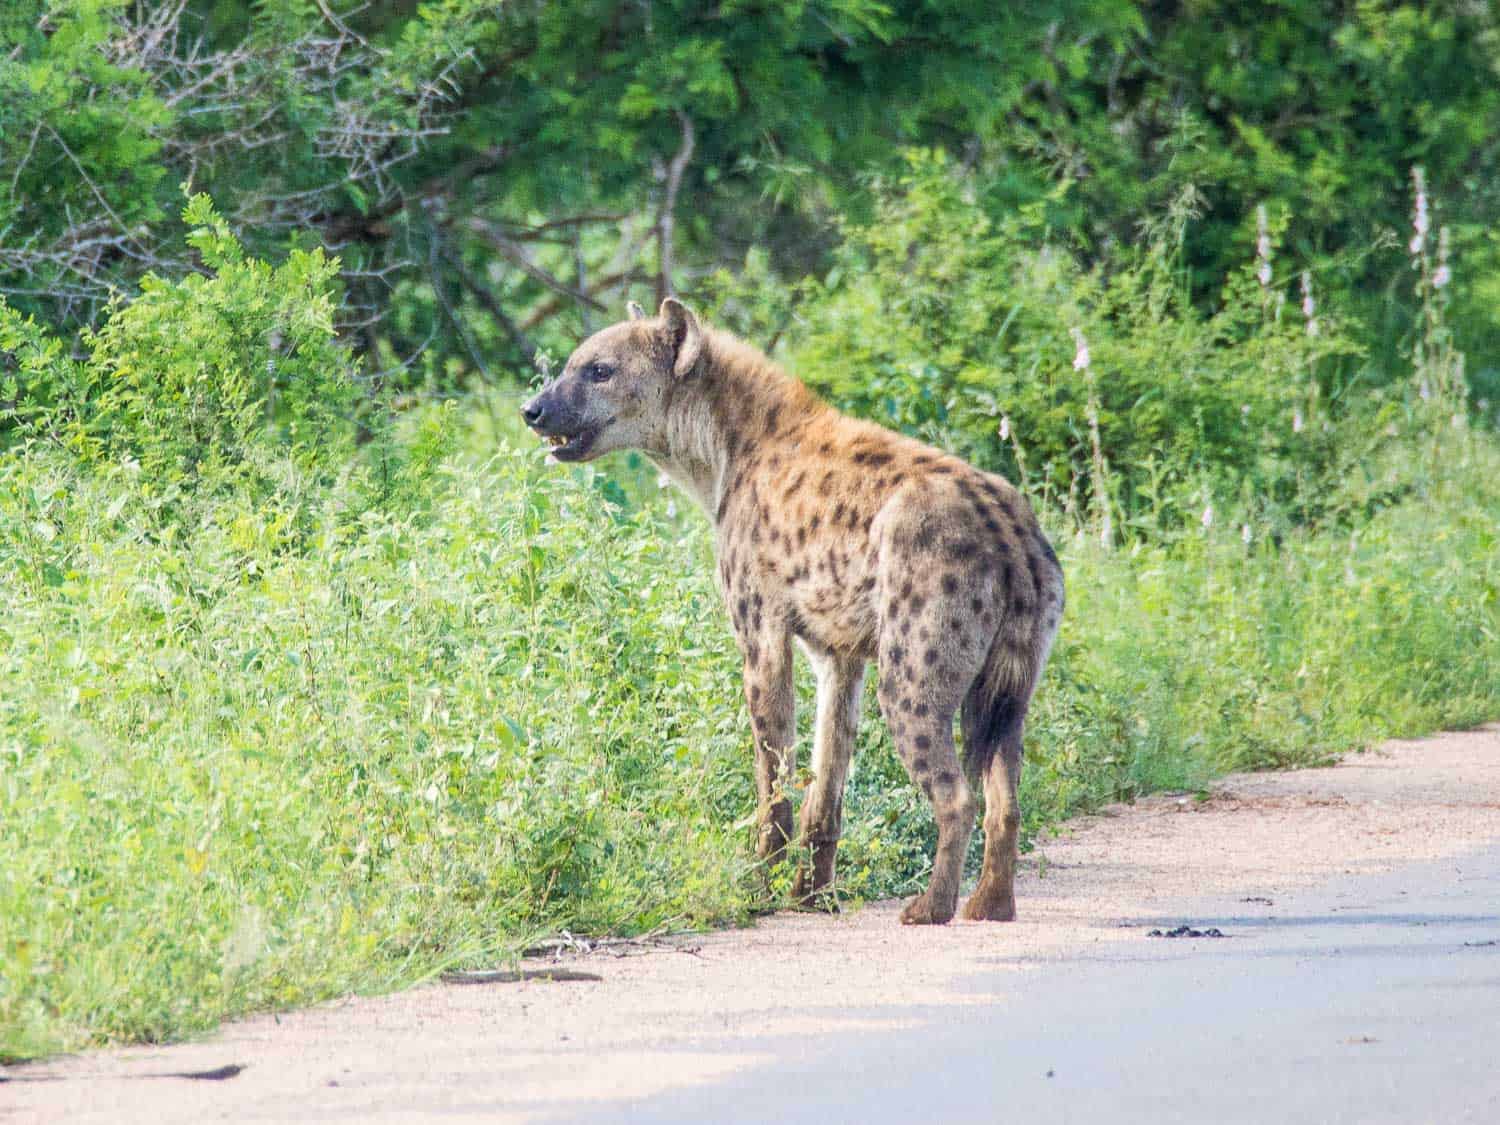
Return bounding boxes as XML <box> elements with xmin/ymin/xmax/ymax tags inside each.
<box><xmin>1434</xmin><ymin>226</ymin><xmax>1451</xmax><ymax>287</ymax></box>
<box><xmin>1410</xmin><ymin>167</ymin><xmax>1429</xmax><ymax>256</ymax></box>
<box><xmin>1293</xmin><ymin>408</ymin><xmax>1305</xmax><ymax>434</ymax></box>
<box><xmin>1300</xmin><ymin>271</ymin><xmax>1315</xmax><ymax>319</ymax></box>
<box><xmin>999</xmin><ymin>415</ymin><xmax>1010</xmax><ymax>441</ymax></box>
<box><xmin>1241</xmin><ymin>404</ymin><xmax>1251</xmax><ymax>418</ymax></box>
<box><xmin>1255</xmin><ymin>204</ymin><xmax>1272</xmax><ymax>286</ymax></box>
<box><xmin>1242</xmin><ymin>523</ymin><xmax>1252</xmax><ymax>545</ymax></box>
<box><xmin>1201</xmin><ymin>504</ymin><xmax>1214</xmax><ymax>529</ymax></box>
<box><xmin>1419</xmin><ymin>379</ymin><xmax>1431</xmax><ymax>402</ymax></box>
<box><xmin>1070</xmin><ymin>327</ymin><xmax>1091</xmax><ymax>372</ymax></box>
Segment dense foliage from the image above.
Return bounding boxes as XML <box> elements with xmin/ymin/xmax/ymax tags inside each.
<box><xmin>2</xmin><ymin>1</ymin><xmax>1498</xmax><ymax>390</ymax></box>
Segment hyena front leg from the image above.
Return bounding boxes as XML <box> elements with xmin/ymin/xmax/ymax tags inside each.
<box><xmin>791</xmin><ymin>650</ymin><xmax>865</xmax><ymax>905</ymax></box>
<box><xmin>741</xmin><ymin>628</ymin><xmax>796</xmax><ymax>865</ymax></box>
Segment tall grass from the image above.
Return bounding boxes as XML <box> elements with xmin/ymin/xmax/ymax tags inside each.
<box><xmin>4</xmin><ymin>409</ymin><xmax>1497</xmax><ymax>1060</ymax></box>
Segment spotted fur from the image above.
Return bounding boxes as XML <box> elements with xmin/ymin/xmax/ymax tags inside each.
<box><xmin>522</xmin><ymin>299</ymin><xmax>1064</xmax><ymax>924</ymax></box>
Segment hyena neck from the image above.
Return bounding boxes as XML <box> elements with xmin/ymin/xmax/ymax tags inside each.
<box><xmin>650</xmin><ymin>328</ymin><xmax>823</xmax><ymax>523</ymax></box>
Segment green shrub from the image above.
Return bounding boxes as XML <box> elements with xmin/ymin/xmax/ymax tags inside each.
<box><xmin>82</xmin><ymin>194</ymin><xmax>359</xmax><ymax>485</ymax></box>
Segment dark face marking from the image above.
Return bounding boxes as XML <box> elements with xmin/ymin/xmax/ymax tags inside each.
<box><xmin>941</xmin><ymin>574</ymin><xmax>959</xmax><ymax>595</ymax></box>
<box><xmin>915</xmin><ymin>734</ymin><xmax>932</xmax><ymax>751</ymax></box>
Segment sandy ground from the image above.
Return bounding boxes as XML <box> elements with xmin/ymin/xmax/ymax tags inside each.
<box><xmin>5</xmin><ymin>725</ymin><xmax>1500</xmax><ymax>1123</ymax></box>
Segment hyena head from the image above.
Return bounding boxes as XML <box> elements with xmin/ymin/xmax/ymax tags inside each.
<box><xmin>520</xmin><ymin>298</ymin><xmax>703</xmax><ymax>462</ymax></box>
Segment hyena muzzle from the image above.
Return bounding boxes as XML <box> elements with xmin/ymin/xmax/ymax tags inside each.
<box><xmin>522</xmin><ymin>299</ymin><xmax>1064</xmax><ymax>925</ymax></box>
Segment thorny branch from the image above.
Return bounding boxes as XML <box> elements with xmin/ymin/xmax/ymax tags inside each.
<box><xmin>1</xmin><ymin>3</ymin><xmax>672</xmax><ymax>365</ymax></box>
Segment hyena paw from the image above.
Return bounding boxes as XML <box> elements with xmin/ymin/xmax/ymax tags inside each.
<box><xmin>959</xmin><ymin>887</ymin><xmax>1017</xmax><ymax>922</ymax></box>
<box><xmin>900</xmin><ymin>892</ymin><xmax>956</xmax><ymax>926</ymax></box>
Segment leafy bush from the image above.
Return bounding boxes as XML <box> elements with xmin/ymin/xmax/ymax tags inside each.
<box><xmin>84</xmin><ymin>194</ymin><xmax>358</xmax><ymax>482</ymax></box>
<box><xmin>3</xmin><ymin>193</ymin><xmax>359</xmax><ymax>513</ymax></box>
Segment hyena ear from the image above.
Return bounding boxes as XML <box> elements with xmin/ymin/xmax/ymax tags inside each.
<box><xmin>626</xmin><ymin>300</ymin><xmax>646</xmax><ymax>321</ymax></box>
<box><xmin>659</xmin><ymin>297</ymin><xmax>703</xmax><ymax>378</ymax></box>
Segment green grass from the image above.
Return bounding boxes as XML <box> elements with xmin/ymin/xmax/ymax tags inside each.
<box><xmin>4</xmin><ymin>406</ymin><xmax>1498</xmax><ymax>1062</ymax></box>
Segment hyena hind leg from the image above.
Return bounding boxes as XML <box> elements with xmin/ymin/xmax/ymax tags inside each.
<box><xmin>959</xmin><ymin>679</ymin><xmax>1029</xmax><ymax>922</ymax></box>
<box><xmin>877</xmin><ymin>685</ymin><xmax>976</xmax><ymax>925</ymax></box>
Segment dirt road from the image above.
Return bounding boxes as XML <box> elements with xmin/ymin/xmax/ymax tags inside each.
<box><xmin>6</xmin><ymin>726</ymin><xmax>1500</xmax><ymax>1123</ymax></box>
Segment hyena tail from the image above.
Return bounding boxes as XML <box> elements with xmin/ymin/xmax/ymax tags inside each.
<box><xmin>962</xmin><ymin>544</ymin><xmax>1065</xmax><ymax>776</ymax></box>
<box><xmin>959</xmin><ymin>641</ymin><xmax>1031</xmax><ymax>778</ymax></box>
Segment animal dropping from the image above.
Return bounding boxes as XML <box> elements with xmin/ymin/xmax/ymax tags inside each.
<box><xmin>523</xmin><ymin>299</ymin><xmax>1064</xmax><ymax>925</ymax></box>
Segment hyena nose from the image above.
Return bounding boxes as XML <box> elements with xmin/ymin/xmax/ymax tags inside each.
<box><xmin>520</xmin><ymin>397</ymin><xmax>548</xmax><ymax>429</ymax></box>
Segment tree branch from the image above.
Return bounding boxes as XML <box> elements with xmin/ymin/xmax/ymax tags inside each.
<box><xmin>655</xmin><ymin>110</ymin><xmax>695</xmax><ymax>304</ymax></box>
<box><xmin>465</xmin><ymin>217</ymin><xmax>608</xmax><ymax>311</ymax></box>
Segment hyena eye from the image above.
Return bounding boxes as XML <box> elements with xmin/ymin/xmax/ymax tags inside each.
<box><xmin>584</xmin><ymin>362</ymin><xmax>614</xmax><ymax>383</ymax></box>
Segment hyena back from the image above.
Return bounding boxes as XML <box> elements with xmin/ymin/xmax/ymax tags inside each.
<box><xmin>522</xmin><ymin>299</ymin><xmax>1064</xmax><ymax>925</ymax></box>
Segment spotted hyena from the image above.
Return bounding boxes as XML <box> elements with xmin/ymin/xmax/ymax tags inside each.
<box><xmin>522</xmin><ymin>299</ymin><xmax>1064</xmax><ymax>924</ymax></box>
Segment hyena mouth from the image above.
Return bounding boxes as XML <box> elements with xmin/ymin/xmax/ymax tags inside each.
<box><xmin>541</xmin><ymin>423</ymin><xmax>602</xmax><ymax>462</ymax></box>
